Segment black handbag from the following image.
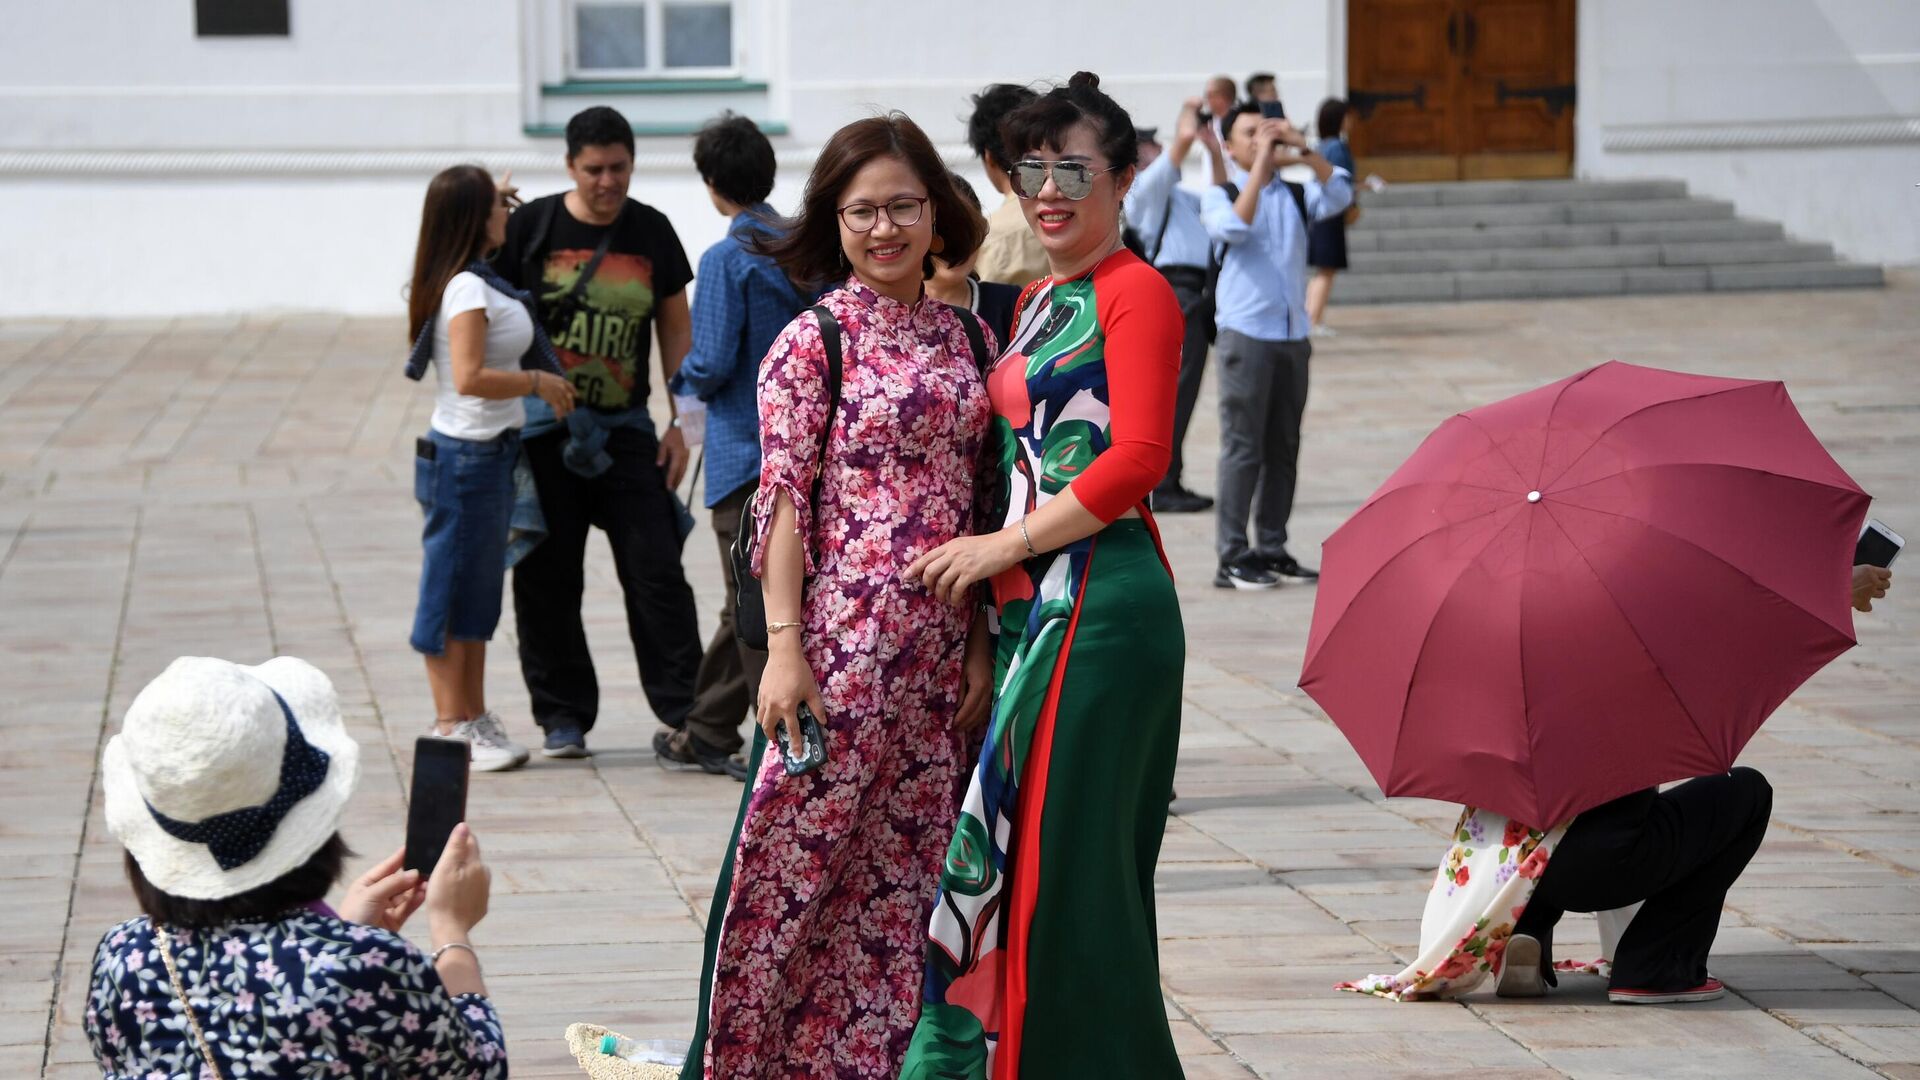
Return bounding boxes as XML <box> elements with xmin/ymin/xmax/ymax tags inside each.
<box><xmin>731</xmin><ymin>304</ymin><xmax>990</xmax><ymax>650</ymax></box>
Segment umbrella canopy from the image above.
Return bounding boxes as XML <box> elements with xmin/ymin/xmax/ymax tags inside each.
<box><xmin>1300</xmin><ymin>361</ymin><xmax>1868</xmax><ymax>827</ymax></box>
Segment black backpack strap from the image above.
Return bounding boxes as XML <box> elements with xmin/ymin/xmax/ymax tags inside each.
<box><xmin>1285</xmin><ymin>180</ymin><xmax>1310</xmax><ymax>225</ymax></box>
<box><xmin>806</xmin><ymin>305</ymin><xmax>844</xmax><ymax>514</ymax></box>
<box><xmin>1147</xmin><ymin>184</ymin><xmax>1176</xmax><ymax>266</ymax></box>
<box><xmin>566</xmin><ymin>201</ymin><xmax>628</xmax><ymax>306</ymax></box>
<box><xmin>946</xmin><ymin>305</ymin><xmax>992</xmax><ymax>375</ymax></box>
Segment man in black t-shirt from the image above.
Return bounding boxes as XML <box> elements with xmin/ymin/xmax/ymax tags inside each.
<box><xmin>493</xmin><ymin>106</ymin><xmax>704</xmax><ymax>759</ymax></box>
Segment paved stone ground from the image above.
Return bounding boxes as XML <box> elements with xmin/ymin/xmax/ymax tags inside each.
<box><xmin>6</xmin><ymin>276</ymin><xmax>1920</xmax><ymax>1079</ymax></box>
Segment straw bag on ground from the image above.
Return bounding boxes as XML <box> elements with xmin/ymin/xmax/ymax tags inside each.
<box><xmin>563</xmin><ymin>1023</ymin><xmax>684</xmax><ymax>1080</ymax></box>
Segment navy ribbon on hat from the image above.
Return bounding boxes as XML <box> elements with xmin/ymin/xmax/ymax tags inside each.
<box><xmin>145</xmin><ymin>691</ymin><xmax>332</xmax><ymax>872</ymax></box>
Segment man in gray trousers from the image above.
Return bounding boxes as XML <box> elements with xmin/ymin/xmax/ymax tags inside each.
<box><xmin>1202</xmin><ymin>101</ymin><xmax>1353</xmax><ymax>590</ymax></box>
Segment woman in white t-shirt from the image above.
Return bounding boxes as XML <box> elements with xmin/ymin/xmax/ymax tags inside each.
<box><xmin>406</xmin><ymin>164</ymin><xmax>575</xmax><ymax>771</ymax></box>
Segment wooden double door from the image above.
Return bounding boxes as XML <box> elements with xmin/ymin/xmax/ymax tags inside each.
<box><xmin>1348</xmin><ymin>0</ymin><xmax>1576</xmax><ymax>181</ymax></box>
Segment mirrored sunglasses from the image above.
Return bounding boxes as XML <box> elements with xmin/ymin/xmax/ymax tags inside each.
<box><xmin>1011</xmin><ymin>160</ymin><xmax>1118</xmax><ymax>201</ymax></box>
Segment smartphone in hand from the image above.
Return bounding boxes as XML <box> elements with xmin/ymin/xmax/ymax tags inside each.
<box><xmin>777</xmin><ymin>704</ymin><xmax>829</xmax><ymax>776</ymax></box>
<box><xmin>1857</xmin><ymin>519</ymin><xmax>1905</xmax><ymax>568</ymax></box>
<box><xmin>404</xmin><ymin>736</ymin><xmax>470</xmax><ymax>874</ymax></box>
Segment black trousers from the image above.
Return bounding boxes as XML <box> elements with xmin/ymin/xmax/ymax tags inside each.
<box><xmin>1157</xmin><ymin>266</ymin><xmax>1213</xmax><ymax>490</ymax></box>
<box><xmin>681</xmin><ymin>481</ymin><xmax>766</xmax><ymax>754</ymax></box>
<box><xmin>1515</xmin><ymin>767</ymin><xmax>1773</xmax><ymax>991</ymax></box>
<box><xmin>512</xmin><ymin>426</ymin><xmax>703</xmax><ymax>735</ymax></box>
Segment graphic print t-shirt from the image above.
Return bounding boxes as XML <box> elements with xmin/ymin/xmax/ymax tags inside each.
<box><xmin>500</xmin><ymin>195</ymin><xmax>693</xmax><ymax>411</ymax></box>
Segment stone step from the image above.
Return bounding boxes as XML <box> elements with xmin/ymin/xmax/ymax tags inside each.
<box><xmin>1339</xmin><ymin>261</ymin><xmax>1884</xmax><ymax>304</ymax></box>
<box><xmin>1613</xmin><ymin>219</ymin><xmax>1786</xmax><ymax>245</ymax></box>
<box><xmin>1349</xmin><ymin>240</ymin><xmax>1836</xmax><ymax>276</ymax></box>
<box><xmin>1359</xmin><ymin>178</ymin><xmax>1689</xmax><ymax>209</ymax></box>
<box><xmin>1349</xmin><ymin>218</ymin><xmax>1785</xmax><ymax>254</ymax></box>
<box><xmin>1358</xmin><ymin>198</ymin><xmax>1736</xmax><ymax>231</ymax></box>
<box><xmin>1708</xmin><ymin>261</ymin><xmax>1885</xmax><ymax>291</ymax></box>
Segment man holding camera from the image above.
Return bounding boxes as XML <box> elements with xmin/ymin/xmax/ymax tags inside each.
<box><xmin>492</xmin><ymin>106</ymin><xmax>705</xmax><ymax>758</ymax></box>
<box><xmin>1126</xmin><ymin>100</ymin><xmax>1229</xmax><ymax>514</ymax></box>
<box><xmin>1202</xmin><ymin>103</ymin><xmax>1353</xmax><ymax>590</ymax></box>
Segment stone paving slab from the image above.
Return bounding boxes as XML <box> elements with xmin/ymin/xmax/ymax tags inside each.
<box><xmin>4</xmin><ymin>276</ymin><xmax>1919</xmax><ymax>1077</ymax></box>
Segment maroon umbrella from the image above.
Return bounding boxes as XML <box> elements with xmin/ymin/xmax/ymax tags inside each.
<box><xmin>1300</xmin><ymin>361</ymin><xmax>1869</xmax><ymax>827</ymax></box>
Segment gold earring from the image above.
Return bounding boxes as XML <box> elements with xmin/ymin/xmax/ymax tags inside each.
<box><xmin>930</xmin><ymin>234</ymin><xmax>946</xmax><ymax>254</ymax></box>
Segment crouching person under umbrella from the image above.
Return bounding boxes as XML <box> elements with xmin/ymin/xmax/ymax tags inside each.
<box><xmin>1340</xmin><ymin>565</ymin><xmax>1891</xmax><ymax>1005</ymax></box>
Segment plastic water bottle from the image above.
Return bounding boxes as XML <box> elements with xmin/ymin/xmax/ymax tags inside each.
<box><xmin>596</xmin><ymin>1034</ymin><xmax>688</xmax><ymax>1066</ymax></box>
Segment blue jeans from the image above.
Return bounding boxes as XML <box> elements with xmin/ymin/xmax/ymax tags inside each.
<box><xmin>411</xmin><ymin>428</ymin><xmax>519</xmax><ymax>656</ymax></box>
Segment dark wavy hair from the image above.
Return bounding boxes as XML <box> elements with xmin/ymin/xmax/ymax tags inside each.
<box><xmin>126</xmin><ymin>834</ymin><xmax>349</xmax><ymax>929</ymax></box>
<box><xmin>1000</xmin><ymin>71</ymin><xmax>1140</xmax><ymax>174</ymax></box>
<box><xmin>406</xmin><ymin>164</ymin><xmax>496</xmax><ymax>343</ymax></box>
<box><xmin>753</xmin><ymin>113</ymin><xmax>985</xmax><ymax>289</ymax></box>
<box><xmin>966</xmin><ymin>82</ymin><xmax>1039</xmax><ymax>172</ymax></box>
<box><xmin>566</xmin><ymin>105</ymin><xmax>635</xmax><ymax>160</ymax></box>
<box><xmin>694</xmin><ymin>111</ymin><xmax>777</xmax><ymax>207</ymax></box>
<box><xmin>1317</xmin><ymin>97</ymin><xmax>1350</xmax><ymax>140</ymax></box>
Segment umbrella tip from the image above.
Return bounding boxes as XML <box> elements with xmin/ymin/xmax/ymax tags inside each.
<box><xmin>1527</xmin><ymin>490</ymin><xmax>1542</xmax><ymax>503</ymax></box>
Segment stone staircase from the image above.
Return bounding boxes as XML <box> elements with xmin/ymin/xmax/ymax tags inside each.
<box><xmin>1342</xmin><ymin>178</ymin><xmax>1884</xmax><ymax>303</ymax></box>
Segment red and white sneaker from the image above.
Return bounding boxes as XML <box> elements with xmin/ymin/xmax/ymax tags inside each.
<box><xmin>1608</xmin><ymin>977</ymin><xmax>1725</xmax><ymax>1005</ymax></box>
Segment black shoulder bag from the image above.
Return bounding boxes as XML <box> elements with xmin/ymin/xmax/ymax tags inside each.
<box><xmin>732</xmin><ymin>306</ymin><xmax>845</xmax><ymax>650</ymax></box>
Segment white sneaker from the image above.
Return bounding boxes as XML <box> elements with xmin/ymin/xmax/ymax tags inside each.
<box><xmin>446</xmin><ymin>712</ymin><xmax>531</xmax><ymax>772</ymax></box>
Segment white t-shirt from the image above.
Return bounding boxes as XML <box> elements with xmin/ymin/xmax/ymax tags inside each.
<box><xmin>429</xmin><ymin>271</ymin><xmax>535</xmax><ymax>441</ymax></box>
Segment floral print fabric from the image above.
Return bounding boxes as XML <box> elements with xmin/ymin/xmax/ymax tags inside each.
<box><xmin>84</xmin><ymin>912</ymin><xmax>507</xmax><ymax>1078</ymax></box>
<box><xmin>701</xmin><ymin>280</ymin><xmax>992</xmax><ymax>1078</ymax></box>
<box><xmin>1339</xmin><ymin>808</ymin><xmax>1562</xmax><ymax>1000</ymax></box>
<box><xmin>1339</xmin><ymin>807</ymin><xmax>1624</xmax><ymax>1001</ymax></box>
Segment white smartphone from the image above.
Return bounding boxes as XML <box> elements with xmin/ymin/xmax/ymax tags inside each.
<box><xmin>1856</xmin><ymin>519</ymin><xmax>1904</xmax><ymax>568</ymax></box>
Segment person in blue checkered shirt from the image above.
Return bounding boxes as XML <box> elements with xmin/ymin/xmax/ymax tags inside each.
<box><xmin>660</xmin><ymin>113</ymin><xmax>808</xmax><ymax>778</ymax></box>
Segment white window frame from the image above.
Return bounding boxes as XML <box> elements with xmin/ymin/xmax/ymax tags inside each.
<box><xmin>565</xmin><ymin>0</ymin><xmax>741</xmax><ymax>79</ymax></box>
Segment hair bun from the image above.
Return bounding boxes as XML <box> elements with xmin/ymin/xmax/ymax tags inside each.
<box><xmin>1068</xmin><ymin>71</ymin><xmax>1101</xmax><ymax>92</ymax></box>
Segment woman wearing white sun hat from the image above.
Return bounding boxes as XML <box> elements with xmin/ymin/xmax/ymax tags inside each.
<box><xmin>86</xmin><ymin>655</ymin><xmax>508</xmax><ymax>1079</ymax></box>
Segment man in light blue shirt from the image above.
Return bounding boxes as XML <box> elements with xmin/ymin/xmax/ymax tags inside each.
<box><xmin>1124</xmin><ymin>99</ymin><xmax>1228</xmax><ymax>514</ymax></box>
<box><xmin>1202</xmin><ymin>102</ymin><xmax>1353</xmax><ymax>590</ymax></box>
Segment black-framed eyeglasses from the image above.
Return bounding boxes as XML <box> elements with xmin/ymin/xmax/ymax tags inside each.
<box><xmin>1010</xmin><ymin>160</ymin><xmax>1118</xmax><ymax>201</ymax></box>
<box><xmin>837</xmin><ymin>197</ymin><xmax>928</xmax><ymax>233</ymax></box>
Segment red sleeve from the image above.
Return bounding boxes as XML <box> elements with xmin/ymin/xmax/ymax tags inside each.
<box><xmin>1071</xmin><ymin>255</ymin><xmax>1182</xmax><ymax>522</ymax></box>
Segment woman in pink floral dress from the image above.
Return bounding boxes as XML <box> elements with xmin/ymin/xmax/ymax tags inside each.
<box><xmin>679</xmin><ymin>113</ymin><xmax>998</xmax><ymax>1079</ymax></box>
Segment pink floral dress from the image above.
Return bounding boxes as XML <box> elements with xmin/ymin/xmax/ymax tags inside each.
<box><xmin>697</xmin><ymin>279</ymin><xmax>994</xmax><ymax>1079</ymax></box>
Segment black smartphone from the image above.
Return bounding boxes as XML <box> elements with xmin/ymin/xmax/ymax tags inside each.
<box><xmin>415</xmin><ymin>436</ymin><xmax>437</xmax><ymax>461</ymax></box>
<box><xmin>1856</xmin><ymin>519</ymin><xmax>1905</xmax><ymax>568</ymax></box>
<box><xmin>777</xmin><ymin>704</ymin><xmax>829</xmax><ymax>776</ymax></box>
<box><xmin>1258</xmin><ymin>99</ymin><xmax>1288</xmax><ymax>120</ymax></box>
<box><xmin>404</xmin><ymin>736</ymin><xmax>470</xmax><ymax>874</ymax></box>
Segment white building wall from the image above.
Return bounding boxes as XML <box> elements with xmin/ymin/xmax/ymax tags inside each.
<box><xmin>1574</xmin><ymin>0</ymin><xmax>1920</xmax><ymax>266</ymax></box>
<box><xmin>10</xmin><ymin>0</ymin><xmax>1909</xmax><ymax>318</ymax></box>
<box><xmin>0</xmin><ymin>0</ymin><xmax>1332</xmax><ymax>318</ymax></box>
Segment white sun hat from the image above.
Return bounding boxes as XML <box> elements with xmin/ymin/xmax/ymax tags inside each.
<box><xmin>102</xmin><ymin>656</ymin><xmax>360</xmax><ymax>900</ymax></box>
